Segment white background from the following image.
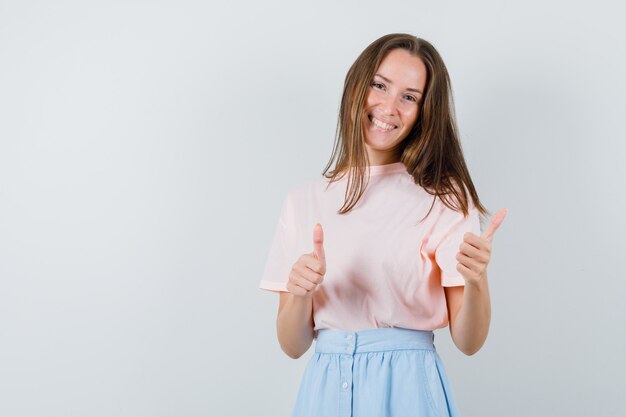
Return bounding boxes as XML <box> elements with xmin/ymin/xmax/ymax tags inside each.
<box><xmin>1</xmin><ymin>0</ymin><xmax>625</xmax><ymax>416</ymax></box>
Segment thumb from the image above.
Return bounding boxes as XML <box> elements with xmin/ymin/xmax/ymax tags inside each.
<box><xmin>312</xmin><ymin>223</ymin><xmax>326</xmax><ymax>265</ymax></box>
<box><xmin>481</xmin><ymin>208</ymin><xmax>508</xmax><ymax>242</ymax></box>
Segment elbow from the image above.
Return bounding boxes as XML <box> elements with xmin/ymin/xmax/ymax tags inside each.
<box><xmin>277</xmin><ymin>330</ymin><xmax>309</xmax><ymax>359</ymax></box>
<box><xmin>457</xmin><ymin>339</ymin><xmax>485</xmax><ymax>356</ymax></box>
<box><xmin>451</xmin><ymin>333</ymin><xmax>484</xmax><ymax>356</ymax></box>
<box><xmin>280</xmin><ymin>343</ymin><xmax>306</xmax><ymax>359</ymax></box>
<box><xmin>460</xmin><ymin>346</ymin><xmax>481</xmax><ymax>356</ymax></box>
<box><xmin>450</xmin><ymin>324</ymin><xmax>489</xmax><ymax>356</ymax></box>
<box><xmin>286</xmin><ymin>351</ymin><xmax>304</xmax><ymax>360</ymax></box>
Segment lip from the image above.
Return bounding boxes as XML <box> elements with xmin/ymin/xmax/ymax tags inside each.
<box><xmin>368</xmin><ymin>114</ymin><xmax>398</xmax><ymax>130</ymax></box>
<box><xmin>368</xmin><ymin>114</ymin><xmax>397</xmax><ymax>127</ymax></box>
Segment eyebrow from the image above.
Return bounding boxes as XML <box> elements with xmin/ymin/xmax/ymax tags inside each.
<box><xmin>374</xmin><ymin>73</ymin><xmax>423</xmax><ymax>95</ymax></box>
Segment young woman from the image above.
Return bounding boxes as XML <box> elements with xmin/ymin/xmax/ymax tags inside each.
<box><xmin>259</xmin><ymin>33</ymin><xmax>507</xmax><ymax>417</ymax></box>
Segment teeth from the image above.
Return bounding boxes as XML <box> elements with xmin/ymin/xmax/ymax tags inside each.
<box><xmin>371</xmin><ymin>116</ymin><xmax>395</xmax><ymax>131</ymax></box>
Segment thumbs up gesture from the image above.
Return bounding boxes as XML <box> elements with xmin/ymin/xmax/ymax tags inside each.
<box><xmin>456</xmin><ymin>208</ymin><xmax>508</xmax><ymax>286</ymax></box>
<box><xmin>287</xmin><ymin>223</ymin><xmax>327</xmax><ymax>297</ymax></box>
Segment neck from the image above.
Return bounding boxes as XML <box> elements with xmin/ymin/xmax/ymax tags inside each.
<box><xmin>368</xmin><ymin>154</ymin><xmax>401</xmax><ymax>166</ymax></box>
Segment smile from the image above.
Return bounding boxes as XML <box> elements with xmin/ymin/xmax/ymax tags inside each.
<box><xmin>369</xmin><ymin>115</ymin><xmax>397</xmax><ymax>131</ymax></box>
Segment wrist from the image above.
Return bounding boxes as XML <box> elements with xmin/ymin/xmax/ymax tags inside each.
<box><xmin>464</xmin><ymin>273</ymin><xmax>488</xmax><ymax>291</ymax></box>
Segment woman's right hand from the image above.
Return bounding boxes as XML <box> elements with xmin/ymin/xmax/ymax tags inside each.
<box><xmin>286</xmin><ymin>223</ymin><xmax>326</xmax><ymax>297</ymax></box>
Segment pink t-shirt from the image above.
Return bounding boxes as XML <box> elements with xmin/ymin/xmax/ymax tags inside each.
<box><xmin>259</xmin><ymin>161</ymin><xmax>481</xmax><ymax>332</ymax></box>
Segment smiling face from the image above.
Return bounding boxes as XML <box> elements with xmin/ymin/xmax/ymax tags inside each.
<box><xmin>361</xmin><ymin>48</ymin><xmax>428</xmax><ymax>165</ymax></box>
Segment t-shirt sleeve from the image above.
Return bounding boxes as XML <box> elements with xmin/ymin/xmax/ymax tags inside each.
<box><xmin>259</xmin><ymin>192</ymin><xmax>299</xmax><ymax>293</ymax></box>
<box><xmin>434</xmin><ymin>203</ymin><xmax>481</xmax><ymax>287</ymax></box>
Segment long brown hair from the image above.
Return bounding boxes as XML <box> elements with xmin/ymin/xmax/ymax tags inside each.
<box><xmin>322</xmin><ymin>33</ymin><xmax>490</xmax><ymax>224</ymax></box>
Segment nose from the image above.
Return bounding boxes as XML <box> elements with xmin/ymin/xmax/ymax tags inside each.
<box><xmin>379</xmin><ymin>93</ymin><xmax>398</xmax><ymax>116</ymax></box>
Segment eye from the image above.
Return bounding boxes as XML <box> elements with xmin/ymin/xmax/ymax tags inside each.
<box><xmin>371</xmin><ymin>81</ymin><xmax>385</xmax><ymax>90</ymax></box>
<box><xmin>404</xmin><ymin>95</ymin><xmax>417</xmax><ymax>103</ymax></box>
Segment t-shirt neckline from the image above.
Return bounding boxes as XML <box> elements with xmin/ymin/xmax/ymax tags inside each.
<box><xmin>367</xmin><ymin>161</ymin><xmax>407</xmax><ymax>176</ymax></box>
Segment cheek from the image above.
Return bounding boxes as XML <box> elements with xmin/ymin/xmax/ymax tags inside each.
<box><xmin>364</xmin><ymin>91</ymin><xmax>377</xmax><ymax>108</ymax></box>
<box><xmin>402</xmin><ymin>109</ymin><xmax>419</xmax><ymax>129</ymax></box>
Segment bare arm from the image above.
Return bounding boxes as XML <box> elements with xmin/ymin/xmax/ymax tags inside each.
<box><xmin>444</xmin><ymin>280</ymin><xmax>491</xmax><ymax>356</ymax></box>
<box><xmin>275</xmin><ymin>223</ymin><xmax>326</xmax><ymax>359</ymax></box>
<box><xmin>443</xmin><ymin>208</ymin><xmax>506</xmax><ymax>355</ymax></box>
<box><xmin>276</xmin><ymin>292</ymin><xmax>315</xmax><ymax>359</ymax></box>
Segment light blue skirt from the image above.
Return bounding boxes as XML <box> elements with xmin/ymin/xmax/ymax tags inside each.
<box><xmin>291</xmin><ymin>328</ymin><xmax>460</xmax><ymax>417</ymax></box>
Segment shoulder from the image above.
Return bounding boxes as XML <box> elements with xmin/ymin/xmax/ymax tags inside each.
<box><xmin>285</xmin><ymin>175</ymin><xmax>333</xmax><ymax>200</ymax></box>
<box><xmin>278</xmin><ymin>176</ymin><xmax>330</xmax><ymax>215</ymax></box>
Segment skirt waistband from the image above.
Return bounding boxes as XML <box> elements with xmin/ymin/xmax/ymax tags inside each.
<box><xmin>315</xmin><ymin>327</ymin><xmax>435</xmax><ymax>354</ymax></box>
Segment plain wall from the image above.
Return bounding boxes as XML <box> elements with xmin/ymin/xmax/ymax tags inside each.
<box><xmin>1</xmin><ymin>0</ymin><xmax>625</xmax><ymax>416</ymax></box>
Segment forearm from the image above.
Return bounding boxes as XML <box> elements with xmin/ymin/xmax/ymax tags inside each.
<box><xmin>276</xmin><ymin>293</ymin><xmax>315</xmax><ymax>359</ymax></box>
<box><xmin>451</xmin><ymin>275</ymin><xmax>491</xmax><ymax>355</ymax></box>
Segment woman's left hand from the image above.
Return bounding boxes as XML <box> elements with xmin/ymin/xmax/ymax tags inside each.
<box><xmin>456</xmin><ymin>208</ymin><xmax>508</xmax><ymax>286</ymax></box>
